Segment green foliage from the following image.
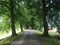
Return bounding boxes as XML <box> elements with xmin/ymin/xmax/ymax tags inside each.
<box><xmin>0</xmin><ymin>0</ymin><xmax>60</xmax><ymax>37</ymax></box>
<box><xmin>0</xmin><ymin>15</ymin><xmax>10</xmax><ymax>33</ymax></box>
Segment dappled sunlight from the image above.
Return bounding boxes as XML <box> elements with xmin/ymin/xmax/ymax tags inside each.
<box><xmin>0</xmin><ymin>31</ymin><xmax>12</xmax><ymax>39</ymax></box>
<box><xmin>49</xmin><ymin>28</ymin><xmax>57</xmax><ymax>32</ymax></box>
<box><xmin>49</xmin><ymin>28</ymin><xmax>60</xmax><ymax>36</ymax></box>
<box><xmin>0</xmin><ymin>28</ymin><xmax>59</xmax><ymax>39</ymax></box>
<box><xmin>24</xmin><ymin>29</ymin><xmax>43</xmax><ymax>35</ymax></box>
<box><xmin>11</xmin><ymin>30</ymin><xmax>43</xmax><ymax>45</ymax></box>
<box><xmin>16</xmin><ymin>28</ymin><xmax>21</xmax><ymax>33</ymax></box>
<box><xmin>0</xmin><ymin>29</ymin><xmax>21</xmax><ymax>39</ymax></box>
<box><xmin>0</xmin><ymin>0</ymin><xmax>60</xmax><ymax>45</ymax></box>
<box><xmin>24</xmin><ymin>29</ymin><xmax>35</xmax><ymax>35</ymax></box>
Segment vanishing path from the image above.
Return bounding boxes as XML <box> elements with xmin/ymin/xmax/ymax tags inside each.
<box><xmin>11</xmin><ymin>30</ymin><xmax>43</xmax><ymax>45</ymax></box>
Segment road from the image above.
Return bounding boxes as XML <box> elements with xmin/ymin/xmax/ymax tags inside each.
<box><xmin>11</xmin><ymin>30</ymin><xmax>43</xmax><ymax>45</ymax></box>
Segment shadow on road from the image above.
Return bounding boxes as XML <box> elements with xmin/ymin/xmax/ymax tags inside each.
<box><xmin>11</xmin><ymin>30</ymin><xmax>43</xmax><ymax>45</ymax></box>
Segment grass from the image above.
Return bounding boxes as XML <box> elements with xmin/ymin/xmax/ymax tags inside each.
<box><xmin>0</xmin><ymin>36</ymin><xmax>17</xmax><ymax>45</ymax></box>
<box><xmin>0</xmin><ymin>32</ymin><xmax>24</xmax><ymax>45</ymax></box>
<box><xmin>41</xmin><ymin>37</ymin><xmax>60</xmax><ymax>45</ymax></box>
<box><xmin>0</xmin><ymin>30</ymin><xmax>60</xmax><ymax>45</ymax></box>
<box><xmin>33</xmin><ymin>30</ymin><xmax>60</xmax><ymax>45</ymax></box>
<box><xmin>49</xmin><ymin>31</ymin><xmax>60</xmax><ymax>37</ymax></box>
<box><xmin>33</xmin><ymin>30</ymin><xmax>43</xmax><ymax>35</ymax></box>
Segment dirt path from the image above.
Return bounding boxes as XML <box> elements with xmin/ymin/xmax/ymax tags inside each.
<box><xmin>11</xmin><ymin>30</ymin><xmax>43</xmax><ymax>45</ymax></box>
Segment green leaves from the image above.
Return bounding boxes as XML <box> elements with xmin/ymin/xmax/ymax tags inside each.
<box><xmin>0</xmin><ymin>15</ymin><xmax>10</xmax><ymax>33</ymax></box>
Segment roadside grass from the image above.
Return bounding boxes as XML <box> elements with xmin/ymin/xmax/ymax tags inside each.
<box><xmin>33</xmin><ymin>30</ymin><xmax>43</xmax><ymax>35</ymax></box>
<box><xmin>0</xmin><ymin>32</ymin><xmax>24</xmax><ymax>45</ymax></box>
<box><xmin>49</xmin><ymin>31</ymin><xmax>60</xmax><ymax>37</ymax></box>
<box><xmin>41</xmin><ymin>37</ymin><xmax>60</xmax><ymax>45</ymax></box>
<box><xmin>49</xmin><ymin>31</ymin><xmax>60</xmax><ymax>40</ymax></box>
<box><xmin>32</xmin><ymin>30</ymin><xmax>60</xmax><ymax>45</ymax></box>
<box><xmin>0</xmin><ymin>30</ymin><xmax>60</xmax><ymax>45</ymax></box>
<box><xmin>33</xmin><ymin>30</ymin><xmax>60</xmax><ymax>37</ymax></box>
<box><xmin>34</xmin><ymin>30</ymin><xmax>60</xmax><ymax>45</ymax></box>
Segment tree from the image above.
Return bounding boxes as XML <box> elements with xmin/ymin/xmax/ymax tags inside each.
<box><xmin>9</xmin><ymin>0</ymin><xmax>17</xmax><ymax>36</ymax></box>
<box><xmin>42</xmin><ymin>0</ymin><xmax>49</xmax><ymax>36</ymax></box>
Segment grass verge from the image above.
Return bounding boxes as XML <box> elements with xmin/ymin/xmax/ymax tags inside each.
<box><xmin>0</xmin><ymin>32</ymin><xmax>24</xmax><ymax>45</ymax></box>
<box><xmin>41</xmin><ymin>37</ymin><xmax>60</xmax><ymax>45</ymax></box>
<box><xmin>33</xmin><ymin>30</ymin><xmax>60</xmax><ymax>45</ymax></box>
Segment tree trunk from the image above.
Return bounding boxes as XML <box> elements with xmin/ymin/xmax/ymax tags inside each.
<box><xmin>25</xmin><ymin>22</ymin><xmax>29</xmax><ymax>29</ymax></box>
<box><xmin>19</xmin><ymin>22</ymin><xmax>23</xmax><ymax>32</ymax></box>
<box><xmin>57</xmin><ymin>27</ymin><xmax>60</xmax><ymax>33</ymax></box>
<box><xmin>42</xmin><ymin>0</ymin><xmax>49</xmax><ymax>36</ymax></box>
<box><xmin>30</xmin><ymin>17</ymin><xmax>34</xmax><ymax>29</ymax></box>
<box><xmin>10</xmin><ymin>0</ymin><xmax>17</xmax><ymax>36</ymax></box>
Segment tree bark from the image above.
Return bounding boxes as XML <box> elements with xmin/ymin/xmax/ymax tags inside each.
<box><xmin>19</xmin><ymin>22</ymin><xmax>23</xmax><ymax>32</ymax></box>
<box><xmin>25</xmin><ymin>22</ymin><xmax>29</xmax><ymax>29</ymax></box>
<box><xmin>42</xmin><ymin>0</ymin><xmax>49</xmax><ymax>36</ymax></box>
<box><xmin>57</xmin><ymin>27</ymin><xmax>60</xmax><ymax>33</ymax></box>
<box><xmin>30</xmin><ymin>17</ymin><xmax>34</xmax><ymax>29</ymax></box>
<box><xmin>10</xmin><ymin>0</ymin><xmax>17</xmax><ymax>36</ymax></box>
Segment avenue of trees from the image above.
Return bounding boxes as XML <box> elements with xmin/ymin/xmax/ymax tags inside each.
<box><xmin>0</xmin><ymin>0</ymin><xmax>60</xmax><ymax>36</ymax></box>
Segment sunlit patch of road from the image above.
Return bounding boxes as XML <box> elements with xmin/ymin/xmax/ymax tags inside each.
<box><xmin>24</xmin><ymin>29</ymin><xmax>35</xmax><ymax>35</ymax></box>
